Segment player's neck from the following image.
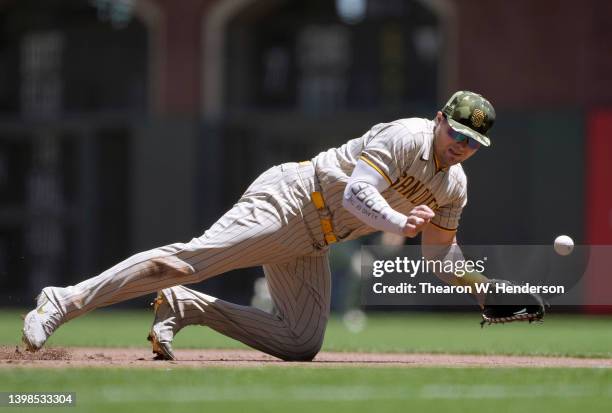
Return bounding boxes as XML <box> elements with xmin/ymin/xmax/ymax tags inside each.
<box><xmin>433</xmin><ymin>151</ymin><xmax>449</xmax><ymax>172</ymax></box>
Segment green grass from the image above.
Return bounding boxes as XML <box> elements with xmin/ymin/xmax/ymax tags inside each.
<box><xmin>2</xmin><ymin>367</ymin><xmax>612</xmax><ymax>413</ymax></box>
<box><xmin>2</xmin><ymin>309</ymin><xmax>612</xmax><ymax>358</ymax></box>
<box><xmin>3</xmin><ymin>310</ymin><xmax>612</xmax><ymax>412</ymax></box>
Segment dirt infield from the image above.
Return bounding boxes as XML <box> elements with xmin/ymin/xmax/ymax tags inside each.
<box><xmin>1</xmin><ymin>346</ymin><xmax>611</xmax><ymax>368</ymax></box>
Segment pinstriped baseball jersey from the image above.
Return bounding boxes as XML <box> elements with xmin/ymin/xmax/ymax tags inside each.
<box><xmin>312</xmin><ymin>117</ymin><xmax>468</xmax><ymax>237</ymax></box>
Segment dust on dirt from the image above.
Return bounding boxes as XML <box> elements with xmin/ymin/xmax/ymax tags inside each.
<box><xmin>0</xmin><ymin>345</ymin><xmax>71</xmax><ymax>362</ymax></box>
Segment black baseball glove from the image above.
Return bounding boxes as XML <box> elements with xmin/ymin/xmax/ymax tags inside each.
<box><xmin>480</xmin><ymin>279</ymin><xmax>548</xmax><ymax>327</ymax></box>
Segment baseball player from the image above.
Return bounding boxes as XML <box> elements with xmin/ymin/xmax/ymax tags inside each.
<box><xmin>22</xmin><ymin>91</ymin><xmax>501</xmax><ymax>361</ymax></box>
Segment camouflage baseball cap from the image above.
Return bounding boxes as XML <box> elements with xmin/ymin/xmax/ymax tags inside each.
<box><xmin>442</xmin><ymin>91</ymin><xmax>496</xmax><ymax>147</ymax></box>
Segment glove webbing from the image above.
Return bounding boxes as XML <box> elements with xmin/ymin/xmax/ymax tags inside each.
<box><xmin>480</xmin><ymin>312</ymin><xmax>543</xmax><ymax>327</ymax></box>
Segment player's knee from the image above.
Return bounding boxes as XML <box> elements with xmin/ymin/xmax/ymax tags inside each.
<box><xmin>280</xmin><ymin>348</ymin><xmax>320</xmax><ymax>362</ymax></box>
<box><xmin>298</xmin><ymin>346</ymin><xmax>322</xmax><ymax>362</ymax></box>
<box><xmin>279</xmin><ymin>336</ymin><xmax>323</xmax><ymax>362</ymax></box>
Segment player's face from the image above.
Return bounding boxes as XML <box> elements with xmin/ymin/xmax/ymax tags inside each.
<box><xmin>433</xmin><ymin>112</ymin><xmax>480</xmax><ymax>167</ymax></box>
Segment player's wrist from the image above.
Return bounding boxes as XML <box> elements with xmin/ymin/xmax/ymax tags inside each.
<box><xmin>382</xmin><ymin>209</ymin><xmax>409</xmax><ymax>235</ymax></box>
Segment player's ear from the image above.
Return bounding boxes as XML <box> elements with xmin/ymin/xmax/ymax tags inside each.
<box><xmin>434</xmin><ymin>111</ymin><xmax>444</xmax><ymax>125</ymax></box>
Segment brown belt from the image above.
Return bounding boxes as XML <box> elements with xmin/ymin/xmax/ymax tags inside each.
<box><xmin>299</xmin><ymin>161</ymin><xmax>338</xmax><ymax>245</ymax></box>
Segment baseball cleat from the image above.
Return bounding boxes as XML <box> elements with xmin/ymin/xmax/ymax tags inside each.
<box><xmin>147</xmin><ymin>291</ymin><xmax>178</xmax><ymax>361</ymax></box>
<box><xmin>22</xmin><ymin>288</ymin><xmax>63</xmax><ymax>352</ymax></box>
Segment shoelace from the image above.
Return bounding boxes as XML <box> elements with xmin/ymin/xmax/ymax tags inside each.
<box><xmin>40</xmin><ymin>307</ymin><xmax>63</xmax><ymax>335</ymax></box>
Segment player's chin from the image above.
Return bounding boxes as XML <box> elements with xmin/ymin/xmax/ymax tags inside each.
<box><xmin>443</xmin><ymin>152</ymin><xmax>461</xmax><ymax>166</ymax></box>
<box><xmin>445</xmin><ymin>149</ymin><xmax>470</xmax><ymax>165</ymax></box>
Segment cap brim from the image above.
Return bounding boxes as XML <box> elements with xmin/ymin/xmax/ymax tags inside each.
<box><xmin>447</xmin><ymin>119</ymin><xmax>491</xmax><ymax>147</ymax></box>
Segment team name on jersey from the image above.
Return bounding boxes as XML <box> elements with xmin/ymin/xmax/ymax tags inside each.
<box><xmin>390</xmin><ymin>174</ymin><xmax>439</xmax><ymax>210</ymax></box>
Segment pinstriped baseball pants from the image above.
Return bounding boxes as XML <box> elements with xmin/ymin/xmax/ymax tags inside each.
<box><xmin>44</xmin><ymin>162</ymin><xmax>332</xmax><ymax>361</ymax></box>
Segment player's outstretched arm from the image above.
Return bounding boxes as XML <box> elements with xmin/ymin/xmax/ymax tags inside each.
<box><xmin>421</xmin><ymin>225</ymin><xmax>548</xmax><ymax>324</ymax></box>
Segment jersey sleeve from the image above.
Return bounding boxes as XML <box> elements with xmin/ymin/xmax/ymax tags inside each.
<box><xmin>430</xmin><ymin>185</ymin><xmax>467</xmax><ymax>231</ymax></box>
<box><xmin>359</xmin><ymin>123</ymin><xmax>416</xmax><ymax>185</ymax></box>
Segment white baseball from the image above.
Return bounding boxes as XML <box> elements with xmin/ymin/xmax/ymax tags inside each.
<box><xmin>554</xmin><ymin>235</ymin><xmax>574</xmax><ymax>256</ymax></box>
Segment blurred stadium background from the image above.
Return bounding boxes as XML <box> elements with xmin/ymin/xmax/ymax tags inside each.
<box><xmin>0</xmin><ymin>0</ymin><xmax>611</xmax><ymax>311</ymax></box>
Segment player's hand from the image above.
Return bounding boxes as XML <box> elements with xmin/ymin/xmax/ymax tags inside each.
<box><xmin>402</xmin><ymin>205</ymin><xmax>435</xmax><ymax>238</ymax></box>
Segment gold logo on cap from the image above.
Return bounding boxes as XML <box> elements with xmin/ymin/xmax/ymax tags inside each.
<box><xmin>471</xmin><ymin>109</ymin><xmax>485</xmax><ymax>128</ymax></box>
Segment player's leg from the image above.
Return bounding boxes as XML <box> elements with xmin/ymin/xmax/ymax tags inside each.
<box><xmin>51</xmin><ymin>200</ymin><xmax>312</xmax><ymax>320</ymax></box>
<box><xmin>22</xmin><ymin>165</ymin><xmax>322</xmax><ymax>351</ymax></box>
<box><xmin>150</xmin><ymin>253</ymin><xmax>331</xmax><ymax>361</ymax></box>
